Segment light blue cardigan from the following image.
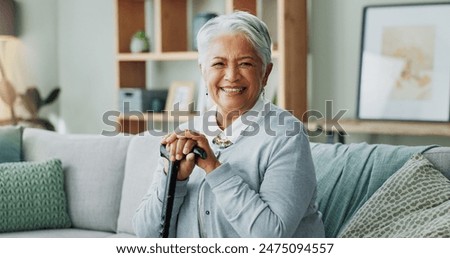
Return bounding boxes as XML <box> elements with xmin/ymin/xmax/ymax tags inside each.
<box><xmin>133</xmin><ymin>102</ymin><xmax>324</xmax><ymax>237</ymax></box>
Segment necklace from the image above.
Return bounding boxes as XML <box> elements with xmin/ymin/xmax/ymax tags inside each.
<box><xmin>212</xmin><ymin>134</ymin><xmax>233</xmax><ymax>149</ymax></box>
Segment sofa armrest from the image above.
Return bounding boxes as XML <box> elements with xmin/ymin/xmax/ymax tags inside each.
<box><xmin>423</xmin><ymin>147</ymin><xmax>450</xmax><ymax>180</ymax></box>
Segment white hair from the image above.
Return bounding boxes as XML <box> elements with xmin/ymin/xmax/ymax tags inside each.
<box><xmin>196</xmin><ymin>11</ymin><xmax>272</xmax><ymax>69</ymax></box>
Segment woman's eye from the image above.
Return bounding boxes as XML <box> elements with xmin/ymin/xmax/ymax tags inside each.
<box><xmin>239</xmin><ymin>62</ymin><xmax>253</xmax><ymax>67</ymax></box>
<box><xmin>212</xmin><ymin>62</ymin><xmax>225</xmax><ymax>67</ymax></box>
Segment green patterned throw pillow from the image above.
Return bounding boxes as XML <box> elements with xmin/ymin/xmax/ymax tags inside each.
<box><xmin>339</xmin><ymin>154</ymin><xmax>450</xmax><ymax>238</ymax></box>
<box><xmin>0</xmin><ymin>159</ymin><xmax>71</xmax><ymax>232</ymax></box>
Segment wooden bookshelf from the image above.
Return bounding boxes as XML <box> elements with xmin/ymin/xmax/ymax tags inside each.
<box><xmin>114</xmin><ymin>0</ymin><xmax>308</xmax><ymax>134</ymax></box>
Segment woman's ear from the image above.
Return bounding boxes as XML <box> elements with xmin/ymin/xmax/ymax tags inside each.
<box><xmin>262</xmin><ymin>63</ymin><xmax>273</xmax><ymax>86</ymax></box>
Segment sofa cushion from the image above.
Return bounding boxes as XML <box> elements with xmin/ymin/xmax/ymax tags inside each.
<box><xmin>339</xmin><ymin>154</ymin><xmax>450</xmax><ymax>237</ymax></box>
<box><xmin>0</xmin><ymin>228</ymin><xmax>114</xmax><ymax>238</ymax></box>
<box><xmin>310</xmin><ymin>142</ymin><xmax>435</xmax><ymax>237</ymax></box>
<box><xmin>22</xmin><ymin>128</ymin><xmax>131</xmax><ymax>233</ymax></box>
<box><xmin>0</xmin><ymin>159</ymin><xmax>71</xmax><ymax>233</ymax></box>
<box><xmin>423</xmin><ymin>147</ymin><xmax>450</xmax><ymax>180</ymax></box>
<box><xmin>117</xmin><ymin>133</ymin><xmax>161</xmax><ymax>235</ymax></box>
<box><xmin>0</xmin><ymin>125</ymin><xmax>23</xmax><ymax>163</ymax></box>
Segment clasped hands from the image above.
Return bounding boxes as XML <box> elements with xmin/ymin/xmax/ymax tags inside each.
<box><xmin>161</xmin><ymin>130</ymin><xmax>221</xmax><ymax>180</ymax></box>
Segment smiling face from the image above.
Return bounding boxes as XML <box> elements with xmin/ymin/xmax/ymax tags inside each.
<box><xmin>201</xmin><ymin>33</ymin><xmax>272</xmax><ymax>123</ymax></box>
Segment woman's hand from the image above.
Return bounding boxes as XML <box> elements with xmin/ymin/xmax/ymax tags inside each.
<box><xmin>161</xmin><ymin>130</ymin><xmax>221</xmax><ymax>180</ymax></box>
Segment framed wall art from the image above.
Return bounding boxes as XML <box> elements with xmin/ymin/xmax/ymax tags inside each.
<box><xmin>165</xmin><ymin>81</ymin><xmax>195</xmax><ymax>112</ymax></box>
<box><xmin>357</xmin><ymin>3</ymin><xmax>450</xmax><ymax>122</ymax></box>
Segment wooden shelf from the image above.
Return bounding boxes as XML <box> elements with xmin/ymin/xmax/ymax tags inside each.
<box><xmin>119</xmin><ymin>112</ymin><xmax>195</xmax><ymax>123</ymax></box>
<box><xmin>117</xmin><ymin>51</ymin><xmax>199</xmax><ymax>61</ymax></box>
<box><xmin>117</xmin><ymin>50</ymin><xmax>280</xmax><ymax>62</ymax></box>
<box><xmin>308</xmin><ymin>119</ymin><xmax>450</xmax><ymax>137</ymax></box>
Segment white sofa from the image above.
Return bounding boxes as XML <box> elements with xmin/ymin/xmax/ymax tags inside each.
<box><xmin>1</xmin><ymin>128</ymin><xmax>449</xmax><ymax>237</ymax></box>
<box><xmin>0</xmin><ymin>128</ymin><xmax>159</xmax><ymax>237</ymax></box>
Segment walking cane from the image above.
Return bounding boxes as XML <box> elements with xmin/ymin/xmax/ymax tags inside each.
<box><xmin>159</xmin><ymin>144</ymin><xmax>207</xmax><ymax>238</ymax></box>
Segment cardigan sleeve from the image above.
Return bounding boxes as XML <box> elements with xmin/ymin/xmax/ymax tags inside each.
<box><xmin>133</xmin><ymin>158</ymin><xmax>188</xmax><ymax>237</ymax></box>
<box><xmin>205</xmin><ymin>130</ymin><xmax>317</xmax><ymax>237</ymax></box>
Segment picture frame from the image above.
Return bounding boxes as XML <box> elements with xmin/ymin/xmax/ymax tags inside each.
<box><xmin>357</xmin><ymin>3</ymin><xmax>450</xmax><ymax>122</ymax></box>
<box><xmin>165</xmin><ymin>81</ymin><xmax>195</xmax><ymax>112</ymax></box>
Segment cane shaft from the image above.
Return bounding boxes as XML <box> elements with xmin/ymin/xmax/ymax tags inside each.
<box><xmin>160</xmin><ymin>159</ymin><xmax>179</xmax><ymax>238</ymax></box>
<box><xmin>159</xmin><ymin>144</ymin><xmax>206</xmax><ymax>238</ymax></box>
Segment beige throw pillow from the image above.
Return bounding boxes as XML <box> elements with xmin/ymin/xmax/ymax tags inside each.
<box><xmin>339</xmin><ymin>154</ymin><xmax>450</xmax><ymax>238</ymax></box>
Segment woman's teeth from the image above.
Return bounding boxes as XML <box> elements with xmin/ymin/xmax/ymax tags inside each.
<box><xmin>221</xmin><ymin>87</ymin><xmax>244</xmax><ymax>93</ymax></box>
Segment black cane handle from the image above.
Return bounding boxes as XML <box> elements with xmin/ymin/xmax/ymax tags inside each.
<box><xmin>159</xmin><ymin>144</ymin><xmax>206</xmax><ymax>238</ymax></box>
<box><xmin>160</xmin><ymin>144</ymin><xmax>207</xmax><ymax>160</ymax></box>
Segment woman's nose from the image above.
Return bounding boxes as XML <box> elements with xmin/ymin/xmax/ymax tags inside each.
<box><xmin>224</xmin><ymin>66</ymin><xmax>241</xmax><ymax>82</ymax></box>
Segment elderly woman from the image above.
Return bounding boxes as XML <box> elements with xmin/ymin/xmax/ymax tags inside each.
<box><xmin>133</xmin><ymin>11</ymin><xmax>324</xmax><ymax>238</ymax></box>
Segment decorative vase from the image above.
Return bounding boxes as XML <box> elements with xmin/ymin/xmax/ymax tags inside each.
<box><xmin>130</xmin><ymin>30</ymin><xmax>150</xmax><ymax>53</ymax></box>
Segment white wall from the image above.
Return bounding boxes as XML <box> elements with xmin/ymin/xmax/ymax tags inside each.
<box><xmin>4</xmin><ymin>0</ymin><xmax>115</xmax><ymax>134</ymax></box>
<box><xmin>58</xmin><ymin>0</ymin><xmax>115</xmax><ymax>134</ymax></box>
<box><xmin>17</xmin><ymin>0</ymin><xmax>59</xmax><ymax>93</ymax></box>
<box><xmin>310</xmin><ymin>0</ymin><xmax>450</xmax><ymax>146</ymax></box>
<box><xmin>1</xmin><ymin>0</ymin><xmax>59</xmax><ymax>124</ymax></box>
<box><xmin>4</xmin><ymin>0</ymin><xmax>114</xmax><ymax>134</ymax></box>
